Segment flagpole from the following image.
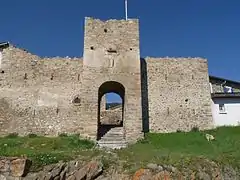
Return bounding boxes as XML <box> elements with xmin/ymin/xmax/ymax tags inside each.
<box><xmin>125</xmin><ymin>0</ymin><xmax>128</xmax><ymax>20</ymax></box>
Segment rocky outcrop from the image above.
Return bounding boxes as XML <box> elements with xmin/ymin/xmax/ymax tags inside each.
<box><xmin>132</xmin><ymin>162</ymin><xmax>240</xmax><ymax>180</ymax></box>
<box><xmin>0</xmin><ymin>157</ymin><xmax>239</xmax><ymax>180</ymax></box>
<box><xmin>0</xmin><ymin>157</ymin><xmax>103</xmax><ymax>180</ymax></box>
<box><xmin>0</xmin><ymin>157</ymin><xmax>32</xmax><ymax>177</ymax></box>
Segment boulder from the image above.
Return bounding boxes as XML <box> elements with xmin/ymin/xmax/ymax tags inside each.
<box><xmin>152</xmin><ymin>171</ymin><xmax>171</xmax><ymax>180</ymax></box>
<box><xmin>0</xmin><ymin>175</ymin><xmax>7</xmax><ymax>180</ymax></box>
<box><xmin>0</xmin><ymin>159</ymin><xmax>10</xmax><ymax>173</ymax></box>
<box><xmin>72</xmin><ymin>160</ymin><xmax>103</xmax><ymax>180</ymax></box>
<box><xmin>146</xmin><ymin>163</ymin><xmax>158</xmax><ymax>170</ymax></box>
<box><xmin>9</xmin><ymin>158</ymin><xmax>32</xmax><ymax>177</ymax></box>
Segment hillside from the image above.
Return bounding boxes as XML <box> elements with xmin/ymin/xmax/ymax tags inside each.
<box><xmin>0</xmin><ymin>126</ymin><xmax>239</xmax><ymax>179</ymax></box>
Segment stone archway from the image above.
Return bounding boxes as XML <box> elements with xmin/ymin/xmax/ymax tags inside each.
<box><xmin>97</xmin><ymin>81</ymin><xmax>125</xmax><ymax>143</ymax></box>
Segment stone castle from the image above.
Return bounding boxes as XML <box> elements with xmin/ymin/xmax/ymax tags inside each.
<box><xmin>0</xmin><ymin>17</ymin><xmax>213</xmax><ymax>146</ymax></box>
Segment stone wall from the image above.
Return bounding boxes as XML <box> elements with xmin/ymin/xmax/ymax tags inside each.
<box><xmin>100</xmin><ymin>107</ymin><xmax>122</xmax><ymax>125</ymax></box>
<box><xmin>0</xmin><ymin>45</ymin><xmax>86</xmax><ymax>136</ymax></box>
<box><xmin>143</xmin><ymin>57</ymin><xmax>213</xmax><ymax>133</ymax></box>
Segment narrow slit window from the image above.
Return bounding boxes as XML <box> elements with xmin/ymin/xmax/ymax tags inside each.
<box><xmin>219</xmin><ymin>104</ymin><xmax>226</xmax><ymax>114</ymax></box>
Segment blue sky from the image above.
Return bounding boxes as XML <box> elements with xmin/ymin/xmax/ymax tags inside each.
<box><xmin>1</xmin><ymin>0</ymin><xmax>240</xmax><ymax>103</ymax></box>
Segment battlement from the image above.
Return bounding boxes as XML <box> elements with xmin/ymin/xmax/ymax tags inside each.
<box><xmin>84</xmin><ymin>17</ymin><xmax>139</xmax><ymax>50</ymax></box>
<box><xmin>83</xmin><ymin>17</ymin><xmax>140</xmax><ymax>69</ymax></box>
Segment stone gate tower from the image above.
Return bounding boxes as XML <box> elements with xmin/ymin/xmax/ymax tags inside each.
<box><xmin>81</xmin><ymin>17</ymin><xmax>143</xmax><ymax>144</ymax></box>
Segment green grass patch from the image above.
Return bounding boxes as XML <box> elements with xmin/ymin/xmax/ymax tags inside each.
<box><xmin>0</xmin><ymin>135</ymin><xmax>95</xmax><ymax>171</ymax></box>
<box><xmin>0</xmin><ymin>126</ymin><xmax>239</xmax><ymax>172</ymax></box>
<box><xmin>116</xmin><ymin>126</ymin><xmax>240</xmax><ymax>172</ymax></box>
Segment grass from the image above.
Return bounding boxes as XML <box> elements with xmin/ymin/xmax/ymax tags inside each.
<box><xmin>0</xmin><ymin>134</ymin><xmax>96</xmax><ymax>171</ymax></box>
<box><xmin>116</xmin><ymin>126</ymin><xmax>240</xmax><ymax>172</ymax></box>
<box><xmin>0</xmin><ymin>126</ymin><xmax>239</xmax><ymax>172</ymax></box>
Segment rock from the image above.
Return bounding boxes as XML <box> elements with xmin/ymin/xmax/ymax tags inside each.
<box><xmin>146</xmin><ymin>163</ymin><xmax>158</xmax><ymax>170</ymax></box>
<box><xmin>95</xmin><ymin>175</ymin><xmax>110</xmax><ymax>180</ymax></box>
<box><xmin>157</xmin><ymin>165</ymin><xmax>163</xmax><ymax>172</ymax></box>
<box><xmin>10</xmin><ymin>158</ymin><xmax>32</xmax><ymax>177</ymax></box>
<box><xmin>22</xmin><ymin>173</ymin><xmax>38</xmax><ymax>180</ymax></box>
<box><xmin>72</xmin><ymin>160</ymin><xmax>103</xmax><ymax>180</ymax></box>
<box><xmin>66</xmin><ymin>175</ymin><xmax>76</xmax><ymax>180</ymax></box>
<box><xmin>163</xmin><ymin>165</ymin><xmax>177</xmax><ymax>173</ymax></box>
<box><xmin>34</xmin><ymin>171</ymin><xmax>53</xmax><ymax>180</ymax></box>
<box><xmin>43</xmin><ymin>164</ymin><xmax>56</xmax><ymax>172</ymax></box>
<box><xmin>196</xmin><ymin>172</ymin><xmax>211</xmax><ymax>180</ymax></box>
<box><xmin>44</xmin><ymin>172</ymin><xmax>53</xmax><ymax>180</ymax></box>
<box><xmin>51</xmin><ymin>163</ymin><xmax>66</xmax><ymax>178</ymax></box>
<box><xmin>0</xmin><ymin>159</ymin><xmax>10</xmax><ymax>173</ymax></box>
<box><xmin>68</xmin><ymin>161</ymin><xmax>82</xmax><ymax>173</ymax></box>
<box><xmin>152</xmin><ymin>170</ymin><xmax>171</xmax><ymax>180</ymax></box>
<box><xmin>222</xmin><ymin>166</ymin><xmax>238</xmax><ymax>180</ymax></box>
<box><xmin>132</xmin><ymin>169</ymin><xmax>152</xmax><ymax>180</ymax></box>
<box><xmin>59</xmin><ymin>166</ymin><xmax>68</xmax><ymax>180</ymax></box>
<box><xmin>53</xmin><ymin>175</ymin><xmax>60</xmax><ymax>180</ymax></box>
<box><xmin>0</xmin><ymin>175</ymin><xmax>6</xmax><ymax>180</ymax></box>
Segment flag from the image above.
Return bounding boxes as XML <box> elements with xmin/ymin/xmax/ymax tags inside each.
<box><xmin>125</xmin><ymin>0</ymin><xmax>128</xmax><ymax>20</ymax></box>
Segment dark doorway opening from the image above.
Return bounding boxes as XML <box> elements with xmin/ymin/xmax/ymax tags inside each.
<box><xmin>97</xmin><ymin>81</ymin><xmax>125</xmax><ymax>140</ymax></box>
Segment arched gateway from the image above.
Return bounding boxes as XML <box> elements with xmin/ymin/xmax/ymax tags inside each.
<box><xmin>80</xmin><ymin>18</ymin><xmax>143</xmax><ymax>147</ymax></box>
<box><xmin>97</xmin><ymin>81</ymin><xmax>125</xmax><ymax>140</ymax></box>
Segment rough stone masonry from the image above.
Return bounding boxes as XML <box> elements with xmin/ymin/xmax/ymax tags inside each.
<box><xmin>0</xmin><ymin>17</ymin><xmax>213</xmax><ymax>143</ymax></box>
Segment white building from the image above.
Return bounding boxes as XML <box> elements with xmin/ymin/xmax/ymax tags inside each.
<box><xmin>209</xmin><ymin>76</ymin><xmax>240</xmax><ymax>127</ymax></box>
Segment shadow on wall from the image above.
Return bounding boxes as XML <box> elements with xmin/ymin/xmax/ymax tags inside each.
<box><xmin>141</xmin><ymin>58</ymin><xmax>149</xmax><ymax>133</ymax></box>
<box><xmin>0</xmin><ymin>98</ymin><xmax>11</xmax><ymax>134</ymax></box>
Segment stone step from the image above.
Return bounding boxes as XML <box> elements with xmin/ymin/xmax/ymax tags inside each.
<box><xmin>98</xmin><ymin>140</ymin><xmax>126</xmax><ymax>144</ymax></box>
<box><xmin>97</xmin><ymin>127</ymin><xmax>126</xmax><ymax>149</ymax></box>
<box><xmin>107</xmin><ymin>131</ymin><xmax>123</xmax><ymax>134</ymax></box>
<box><xmin>105</xmin><ymin>127</ymin><xmax>123</xmax><ymax>131</ymax></box>
<box><xmin>108</xmin><ymin>127</ymin><xmax>123</xmax><ymax>130</ymax></box>
<box><xmin>100</xmin><ymin>136</ymin><xmax>125</xmax><ymax>141</ymax></box>
<box><xmin>103</xmin><ymin>130</ymin><xmax>124</xmax><ymax>136</ymax></box>
<box><xmin>97</xmin><ymin>140</ymin><xmax>127</xmax><ymax>149</ymax></box>
<box><xmin>97</xmin><ymin>143</ymin><xmax>127</xmax><ymax>149</ymax></box>
<box><xmin>104</xmin><ymin>132</ymin><xmax>124</xmax><ymax>136</ymax></box>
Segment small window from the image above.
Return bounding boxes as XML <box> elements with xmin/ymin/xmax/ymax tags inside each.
<box><xmin>107</xmin><ymin>48</ymin><xmax>117</xmax><ymax>53</ymax></box>
<box><xmin>219</xmin><ymin>104</ymin><xmax>226</xmax><ymax>114</ymax></box>
<box><xmin>72</xmin><ymin>96</ymin><xmax>81</xmax><ymax>106</ymax></box>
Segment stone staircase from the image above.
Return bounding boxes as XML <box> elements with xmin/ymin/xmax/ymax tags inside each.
<box><xmin>97</xmin><ymin>127</ymin><xmax>127</xmax><ymax>149</ymax></box>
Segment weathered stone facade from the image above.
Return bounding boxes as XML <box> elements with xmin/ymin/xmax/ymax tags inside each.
<box><xmin>0</xmin><ymin>17</ymin><xmax>213</xmax><ymax>143</ymax></box>
<box><xmin>143</xmin><ymin>57</ymin><xmax>213</xmax><ymax>132</ymax></box>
